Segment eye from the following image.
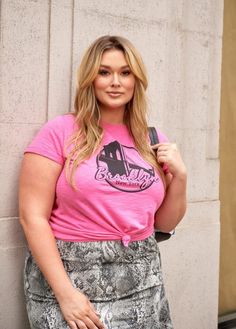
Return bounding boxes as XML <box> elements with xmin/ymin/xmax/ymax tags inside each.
<box><xmin>98</xmin><ymin>69</ymin><xmax>110</xmax><ymax>76</ymax></box>
<box><xmin>121</xmin><ymin>70</ymin><xmax>131</xmax><ymax>76</ymax></box>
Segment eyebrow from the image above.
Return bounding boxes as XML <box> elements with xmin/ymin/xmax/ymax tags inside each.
<box><xmin>99</xmin><ymin>64</ymin><xmax>130</xmax><ymax>69</ymax></box>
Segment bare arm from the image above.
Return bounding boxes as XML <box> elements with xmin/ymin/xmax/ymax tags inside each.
<box><xmin>19</xmin><ymin>153</ymin><xmax>104</xmax><ymax>329</ymax></box>
<box><xmin>152</xmin><ymin>143</ymin><xmax>187</xmax><ymax>232</ymax></box>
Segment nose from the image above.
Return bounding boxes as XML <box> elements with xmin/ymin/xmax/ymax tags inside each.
<box><xmin>111</xmin><ymin>73</ymin><xmax>120</xmax><ymax>87</ymax></box>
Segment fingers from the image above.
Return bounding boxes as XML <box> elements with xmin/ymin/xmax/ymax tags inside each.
<box><xmin>69</xmin><ymin>319</ymin><xmax>89</xmax><ymax>329</ymax></box>
<box><xmin>69</xmin><ymin>315</ymin><xmax>104</xmax><ymax>329</ymax></box>
<box><xmin>152</xmin><ymin>143</ymin><xmax>186</xmax><ymax>177</ymax></box>
<box><xmin>88</xmin><ymin>309</ymin><xmax>104</xmax><ymax>329</ymax></box>
<box><xmin>153</xmin><ymin>143</ymin><xmax>177</xmax><ymax>163</ymax></box>
<box><xmin>89</xmin><ymin>302</ymin><xmax>101</xmax><ymax>317</ymax></box>
<box><xmin>152</xmin><ymin>143</ymin><xmax>183</xmax><ymax>174</ymax></box>
<box><xmin>68</xmin><ymin>320</ymin><xmax>78</xmax><ymax>329</ymax></box>
<box><xmin>152</xmin><ymin>143</ymin><xmax>177</xmax><ymax>151</ymax></box>
<box><xmin>58</xmin><ymin>288</ymin><xmax>104</xmax><ymax>329</ymax></box>
<box><xmin>156</xmin><ymin>150</ymin><xmax>170</xmax><ymax>162</ymax></box>
<box><xmin>75</xmin><ymin>318</ymin><xmax>92</xmax><ymax>329</ymax></box>
<box><xmin>155</xmin><ymin>144</ymin><xmax>178</xmax><ymax>154</ymax></box>
<box><xmin>68</xmin><ymin>310</ymin><xmax>104</xmax><ymax>329</ymax></box>
<box><xmin>151</xmin><ymin>142</ymin><xmax>171</xmax><ymax>151</ymax></box>
<box><xmin>83</xmin><ymin>315</ymin><xmax>103</xmax><ymax>329</ymax></box>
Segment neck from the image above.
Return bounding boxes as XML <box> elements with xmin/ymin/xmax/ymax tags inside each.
<box><xmin>100</xmin><ymin>107</ymin><xmax>125</xmax><ymax>124</ymax></box>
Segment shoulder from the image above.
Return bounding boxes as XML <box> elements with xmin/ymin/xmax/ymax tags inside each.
<box><xmin>45</xmin><ymin>113</ymin><xmax>77</xmax><ymax>131</ymax></box>
<box><xmin>156</xmin><ymin>128</ymin><xmax>170</xmax><ymax>143</ymax></box>
<box><xmin>39</xmin><ymin>113</ymin><xmax>78</xmax><ymax>141</ymax></box>
<box><xmin>25</xmin><ymin>113</ymin><xmax>78</xmax><ymax>164</ymax></box>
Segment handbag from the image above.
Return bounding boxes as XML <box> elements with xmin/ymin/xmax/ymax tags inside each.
<box><xmin>148</xmin><ymin>127</ymin><xmax>174</xmax><ymax>243</ymax></box>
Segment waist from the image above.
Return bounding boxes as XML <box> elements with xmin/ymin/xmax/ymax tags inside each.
<box><xmin>56</xmin><ymin>232</ymin><xmax>159</xmax><ymax>263</ymax></box>
<box><xmin>52</xmin><ymin>225</ymin><xmax>154</xmax><ymax>247</ymax></box>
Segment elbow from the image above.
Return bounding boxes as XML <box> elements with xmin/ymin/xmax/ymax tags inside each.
<box><xmin>19</xmin><ymin>208</ymin><xmax>26</xmax><ymax>227</ymax></box>
<box><xmin>19</xmin><ymin>215</ymin><xmax>28</xmax><ymax>230</ymax></box>
<box><xmin>19</xmin><ymin>209</ymin><xmax>48</xmax><ymax>230</ymax></box>
<box><xmin>178</xmin><ymin>202</ymin><xmax>187</xmax><ymax>221</ymax></box>
<box><xmin>155</xmin><ymin>203</ymin><xmax>187</xmax><ymax>232</ymax></box>
<box><xmin>173</xmin><ymin>202</ymin><xmax>187</xmax><ymax>227</ymax></box>
<box><xmin>19</xmin><ymin>212</ymin><xmax>31</xmax><ymax>233</ymax></box>
<box><xmin>19</xmin><ymin>206</ymin><xmax>30</xmax><ymax>227</ymax></box>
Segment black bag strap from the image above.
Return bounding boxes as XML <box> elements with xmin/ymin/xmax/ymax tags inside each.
<box><xmin>148</xmin><ymin>126</ymin><xmax>159</xmax><ymax>145</ymax></box>
<box><xmin>148</xmin><ymin>126</ymin><xmax>174</xmax><ymax>243</ymax></box>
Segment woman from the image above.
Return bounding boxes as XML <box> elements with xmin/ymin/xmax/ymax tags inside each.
<box><xmin>19</xmin><ymin>35</ymin><xmax>187</xmax><ymax>329</ymax></box>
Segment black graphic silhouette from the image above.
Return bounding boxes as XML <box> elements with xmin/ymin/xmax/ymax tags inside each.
<box><xmin>98</xmin><ymin>141</ymin><xmax>154</xmax><ymax>177</ymax></box>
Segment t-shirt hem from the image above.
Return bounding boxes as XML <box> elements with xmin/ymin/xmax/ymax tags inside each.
<box><xmin>53</xmin><ymin>227</ymin><xmax>154</xmax><ymax>243</ymax></box>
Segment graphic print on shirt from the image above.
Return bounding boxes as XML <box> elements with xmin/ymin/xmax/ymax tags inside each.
<box><xmin>95</xmin><ymin>141</ymin><xmax>159</xmax><ymax>192</ymax></box>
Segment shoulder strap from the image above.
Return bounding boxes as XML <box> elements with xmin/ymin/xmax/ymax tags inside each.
<box><xmin>148</xmin><ymin>126</ymin><xmax>174</xmax><ymax>243</ymax></box>
<box><xmin>148</xmin><ymin>127</ymin><xmax>159</xmax><ymax>145</ymax></box>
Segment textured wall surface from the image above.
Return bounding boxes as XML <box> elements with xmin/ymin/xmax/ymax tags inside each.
<box><xmin>0</xmin><ymin>1</ymin><xmax>223</xmax><ymax>328</ymax></box>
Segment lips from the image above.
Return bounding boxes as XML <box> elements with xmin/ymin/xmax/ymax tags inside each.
<box><xmin>107</xmin><ymin>92</ymin><xmax>123</xmax><ymax>97</ymax></box>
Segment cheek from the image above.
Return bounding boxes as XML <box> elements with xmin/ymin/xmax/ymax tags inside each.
<box><xmin>94</xmin><ymin>78</ymin><xmax>109</xmax><ymax>91</ymax></box>
<box><xmin>126</xmin><ymin>80</ymin><xmax>135</xmax><ymax>95</ymax></box>
<box><xmin>125</xmin><ymin>77</ymin><xmax>135</xmax><ymax>91</ymax></box>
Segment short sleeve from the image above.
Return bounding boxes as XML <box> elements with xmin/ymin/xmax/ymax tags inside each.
<box><xmin>156</xmin><ymin>129</ymin><xmax>170</xmax><ymax>175</ymax></box>
<box><xmin>25</xmin><ymin>116</ymin><xmax>65</xmax><ymax>165</ymax></box>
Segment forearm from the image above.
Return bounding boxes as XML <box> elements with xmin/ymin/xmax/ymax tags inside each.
<box><xmin>20</xmin><ymin>216</ymin><xmax>74</xmax><ymax>300</ymax></box>
<box><xmin>154</xmin><ymin>173</ymin><xmax>187</xmax><ymax>232</ymax></box>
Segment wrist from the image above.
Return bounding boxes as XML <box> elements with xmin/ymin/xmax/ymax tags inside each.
<box><xmin>172</xmin><ymin>168</ymin><xmax>187</xmax><ymax>181</ymax></box>
<box><xmin>54</xmin><ymin>280</ymin><xmax>76</xmax><ymax>301</ymax></box>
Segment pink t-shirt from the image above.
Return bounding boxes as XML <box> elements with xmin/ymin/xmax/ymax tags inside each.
<box><xmin>25</xmin><ymin>114</ymin><xmax>169</xmax><ymax>246</ymax></box>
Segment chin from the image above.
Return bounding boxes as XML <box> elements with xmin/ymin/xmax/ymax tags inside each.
<box><xmin>102</xmin><ymin>101</ymin><xmax>126</xmax><ymax>110</ymax></box>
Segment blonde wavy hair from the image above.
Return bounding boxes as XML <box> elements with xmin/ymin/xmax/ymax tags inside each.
<box><xmin>66</xmin><ymin>35</ymin><xmax>165</xmax><ymax>187</ymax></box>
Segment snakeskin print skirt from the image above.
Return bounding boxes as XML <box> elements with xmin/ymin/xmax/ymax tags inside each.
<box><xmin>24</xmin><ymin>234</ymin><xmax>173</xmax><ymax>329</ymax></box>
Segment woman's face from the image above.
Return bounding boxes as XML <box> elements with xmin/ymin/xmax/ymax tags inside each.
<box><xmin>93</xmin><ymin>49</ymin><xmax>136</xmax><ymax>113</ymax></box>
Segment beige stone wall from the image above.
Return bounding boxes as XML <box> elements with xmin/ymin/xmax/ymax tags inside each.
<box><xmin>0</xmin><ymin>1</ymin><xmax>223</xmax><ymax>328</ymax></box>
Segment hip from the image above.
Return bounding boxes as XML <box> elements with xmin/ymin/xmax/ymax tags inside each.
<box><xmin>24</xmin><ymin>234</ymin><xmax>164</xmax><ymax>302</ymax></box>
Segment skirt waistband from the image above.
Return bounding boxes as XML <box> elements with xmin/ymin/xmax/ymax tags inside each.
<box><xmin>56</xmin><ymin>233</ymin><xmax>159</xmax><ymax>264</ymax></box>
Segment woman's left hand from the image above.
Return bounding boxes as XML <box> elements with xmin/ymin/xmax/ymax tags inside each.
<box><xmin>152</xmin><ymin>142</ymin><xmax>187</xmax><ymax>231</ymax></box>
<box><xmin>152</xmin><ymin>143</ymin><xmax>187</xmax><ymax>178</ymax></box>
